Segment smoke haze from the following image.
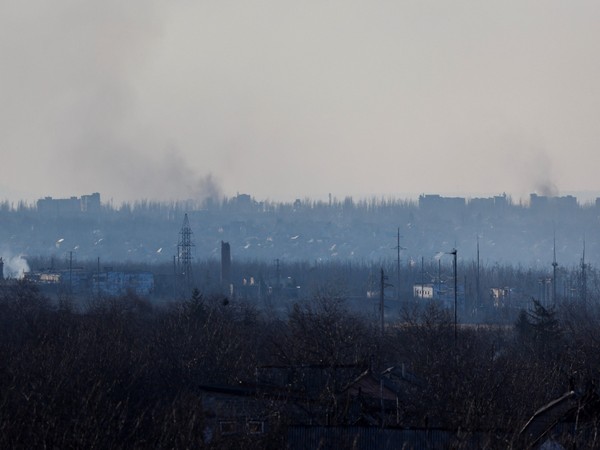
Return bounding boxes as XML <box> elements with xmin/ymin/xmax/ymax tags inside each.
<box><xmin>1</xmin><ymin>1</ymin><xmax>600</xmax><ymax>203</ymax></box>
<box><xmin>1</xmin><ymin>253</ymin><xmax>30</xmax><ymax>279</ymax></box>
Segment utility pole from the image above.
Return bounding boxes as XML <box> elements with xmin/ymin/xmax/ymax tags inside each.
<box><xmin>396</xmin><ymin>229</ymin><xmax>400</xmax><ymax>300</ymax></box>
<box><xmin>438</xmin><ymin>259</ymin><xmax>441</xmax><ymax>300</ymax></box>
<box><xmin>173</xmin><ymin>255</ymin><xmax>177</xmax><ymax>289</ymax></box>
<box><xmin>582</xmin><ymin>239</ymin><xmax>587</xmax><ymax>306</ymax></box>
<box><xmin>69</xmin><ymin>251</ymin><xmax>73</xmax><ymax>295</ymax></box>
<box><xmin>393</xmin><ymin>228</ymin><xmax>405</xmax><ymax>301</ymax></box>
<box><xmin>97</xmin><ymin>256</ymin><xmax>100</xmax><ymax>296</ymax></box>
<box><xmin>451</xmin><ymin>249</ymin><xmax>458</xmax><ymax>347</ymax></box>
<box><xmin>552</xmin><ymin>232</ymin><xmax>558</xmax><ymax>306</ymax></box>
<box><xmin>476</xmin><ymin>236</ymin><xmax>480</xmax><ymax>311</ymax></box>
<box><xmin>420</xmin><ymin>256</ymin><xmax>424</xmax><ymax>290</ymax></box>
<box><xmin>379</xmin><ymin>268</ymin><xmax>392</xmax><ymax>337</ymax></box>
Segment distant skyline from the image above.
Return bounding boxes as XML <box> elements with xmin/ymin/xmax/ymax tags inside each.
<box><xmin>2</xmin><ymin>2</ymin><xmax>600</xmax><ymax>205</ymax></box>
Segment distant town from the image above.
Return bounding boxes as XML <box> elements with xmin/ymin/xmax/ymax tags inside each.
<box><xmin>2</xmin><ymin>191</ymin><xmax>600</xmax><ymax>448</ymax></box>
<box><xmin>0</xmin><ymin>191</ymin><xmax>597</xmax><ymax>324</ymax></box>
<box><xmin>2</xmin><ymin>191</ymin><xmax>598</xmax><ymax>267</ymax></box>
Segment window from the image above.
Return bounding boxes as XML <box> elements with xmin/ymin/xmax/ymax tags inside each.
<box><xmin>247</xmin><ymin>420</ymin><xmax>264</xmax><ymax>434</ymax></box>
<box><xmin>219</xmin><ymin>421</ymin><xmax>237</xmax><ymax>435</ymax></box>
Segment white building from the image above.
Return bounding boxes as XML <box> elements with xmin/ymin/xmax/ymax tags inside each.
<box><xmin>413</xmin><ymin>283</ymin><xmax>434</xmax><ymax>299</ymax></box>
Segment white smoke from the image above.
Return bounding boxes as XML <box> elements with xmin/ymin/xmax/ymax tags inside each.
<box><xmin>1</xmin><ymin>253</ymin><xmax>30</xmax><ymax>279</ymax></box>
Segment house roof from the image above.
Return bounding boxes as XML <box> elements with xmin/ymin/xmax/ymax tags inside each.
<box><xmin>341</xmin><ymin>369</ymin><xmax>398</xmax><ymax>401</ymax></box>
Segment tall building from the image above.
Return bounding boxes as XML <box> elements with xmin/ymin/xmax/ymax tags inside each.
<box><xmin>36</xmin><ymin>193</ymin><xmax>101</xmax><ymax>215</ymax></box>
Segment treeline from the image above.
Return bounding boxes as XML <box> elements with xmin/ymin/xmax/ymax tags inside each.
<box><xmin>2</xmin><ymin>281</ymin><xmax>600</xmax><ymax>448</ymax></box>
<box><xmin>0</xmin><ymin>194</ymin><xmax>418</xmax><ymax>215</ymax></box>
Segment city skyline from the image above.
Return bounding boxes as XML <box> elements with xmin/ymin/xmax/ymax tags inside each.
<box><xmin>6</xmin><ymin>189</ymin><xmax>600</xmax><ymax>209</ymax></box>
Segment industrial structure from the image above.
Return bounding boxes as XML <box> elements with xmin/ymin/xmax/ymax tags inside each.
<box><xmin>25</xmin><ymin>268</ymin><xmax>154</xmax><ymax>298</ymax></box>
<box><xmin>220</xmin><ymin>241</ymin><xmax>231</xmax><ymax>295</ymax></box>
<box><xmin>176</xmin><ymin>213</ymin><xmax>195</xmax><ymax>290</ymax></box>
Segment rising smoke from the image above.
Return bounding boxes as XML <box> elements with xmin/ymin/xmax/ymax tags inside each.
<box><xmin>2</xmin><ymin>2</ymin><xmax>599</xmax><ymax>202</ymax></box>
<box><xmin>494</xmin><ymin>130</ymin><xmax>562</xmax><ymax>201</ymax></box>
<box><xmin>533</xmin><ymin>181</ymin><xmax>559</xmax><ymax>198</ymax></box>
<box><xmin>1</xmin><ymin>253</ymin><xmax>30</xmax><ymax>279</ymax></box>
<box><xmin>530</xmin><ymin>150</ymin><xmax>560</xmax><ymax>197</ymax></box>
<box><xmin>0</xmin><ymin>1</ymin><xmax>222</xmax><ymax>204</ymax></box>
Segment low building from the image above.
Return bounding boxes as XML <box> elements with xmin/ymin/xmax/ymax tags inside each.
<box><xmin>94</xmin><ymin>271</ymin><xmax>154</xmax><ymax>297</ymax></box>
<box><xmin>413</xmin><ymin>283</ymin><xmax>434</xmax><ymax>299</ymax></box>
<box><xmin>25</xmin><ymin>269</ymin><xmax>154</xmax><ymax>298</ymax></box>
<box><xmin>490</xmin><ymin>287</ymin><xmax>511</xmax><ymax>307</ymax></box>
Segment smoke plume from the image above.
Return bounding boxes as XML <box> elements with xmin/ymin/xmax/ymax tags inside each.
<box><xmin>1</xmin><ymin>253</ymin><xmax>30</xmax><ymax>279</ymax></box>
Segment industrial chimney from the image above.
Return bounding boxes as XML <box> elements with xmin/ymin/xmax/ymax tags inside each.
<box><xmin>221</xmin><ymin>241</ymin><xmax>231</xmax><ymax>294</ymax></box>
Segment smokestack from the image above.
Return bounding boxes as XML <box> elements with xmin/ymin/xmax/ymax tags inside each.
<box><xmin>221</xmin><ymin>241</ymin><xmax>231</xmax><ymax>293</ymax></box>
<box><xmin>0</xmin><ymin>257</ymin><xmax>4</xmax><ymax>281</ymax></box>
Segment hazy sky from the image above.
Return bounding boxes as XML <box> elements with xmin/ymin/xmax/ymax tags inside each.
<box><xmin>1</xmin><ymin>1</ymin><xmax>599</xmax><ymax>204</ymax></box>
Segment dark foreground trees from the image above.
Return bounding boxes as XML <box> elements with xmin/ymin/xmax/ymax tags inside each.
<box><xmin>0</xmin><ymin>284</ymin><xmax>268</xmax><ymax>448</ymax></box>
<box><xmin>1</xmin><ymin>282</ymin><xmax>600</xmax><ymax>448</ymax></box>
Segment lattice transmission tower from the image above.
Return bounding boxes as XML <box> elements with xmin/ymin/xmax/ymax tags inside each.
<box><xmin>177</xmin><ymin>213</ymin><xmax>195</xmax><ymax>289</ymax></box>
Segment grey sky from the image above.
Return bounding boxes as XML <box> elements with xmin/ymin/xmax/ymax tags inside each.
<box><xmin>1</xmin><ymin>1</ymin><xmax>599</xmax><ymax>204</ymax></box>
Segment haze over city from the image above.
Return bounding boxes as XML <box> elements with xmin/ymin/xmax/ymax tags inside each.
<box><xmin>5</xmin><ymin>4</ymin><xmax>600</xmax><ymax>447</ymax></box>
<box><xmin>2</xmin><ymin>1</ymin><xmax>600</xmax><ymax>204</ymax></box>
